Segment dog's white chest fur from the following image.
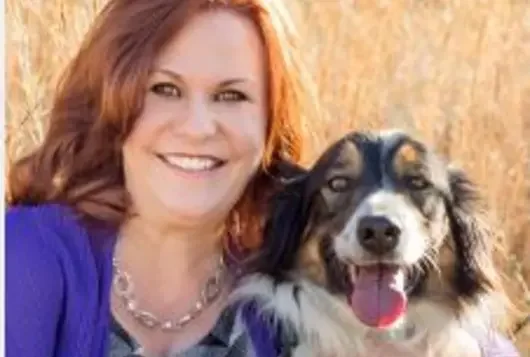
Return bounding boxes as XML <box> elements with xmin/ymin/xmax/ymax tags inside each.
<box><xmin>233</xmin><ymin>275</ymin><xmax>486</xmax><ymax>357</ymax></box>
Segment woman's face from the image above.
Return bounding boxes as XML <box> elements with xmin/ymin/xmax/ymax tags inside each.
<box><xmin>122</xmin><ymin>9</ymin><xmax>267</xmax><ymax>230</ymax></box>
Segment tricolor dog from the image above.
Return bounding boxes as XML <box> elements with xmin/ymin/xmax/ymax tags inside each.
<box><xmin>234</xmin><ymin>130</ymin><xmax>507</xmax><ymax>357</ymax></box>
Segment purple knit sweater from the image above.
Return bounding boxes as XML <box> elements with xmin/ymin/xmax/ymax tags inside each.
<box><xmin>5</xmin><ymin>203</ymin><xmax>276</xmax><ymax>357</ymax></box>
<box><xmin>5</xmin><ymin>203</ymin><xmax>520</xmax><ymax>357</ymax></box>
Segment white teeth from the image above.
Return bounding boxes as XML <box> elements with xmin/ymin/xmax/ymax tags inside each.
<box><xmin>162</xmin><ymin>155</ymin><xmax>220</xmax><ymax>171</ymax></box>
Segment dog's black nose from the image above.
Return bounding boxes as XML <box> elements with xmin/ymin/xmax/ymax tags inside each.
<box><xmin>357</xmin><ymin>216</ymin><xmax>401</xmax><ymax>255</ymax></box>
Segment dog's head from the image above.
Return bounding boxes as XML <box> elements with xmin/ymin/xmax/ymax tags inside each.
<box><xmin>257</xmin><ymin>130</ymin><xmax>501</xmax><ymax>331</ymax></box>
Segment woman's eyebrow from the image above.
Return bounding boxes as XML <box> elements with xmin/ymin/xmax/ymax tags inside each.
<box><xmin>151</xmin><ymin>67</ymin><xmax>183</xmax><ymax>81</ymax></box>
<box><xmin>218</xmin><ymin>78</ymin><xmax>247</xmax><ymax>87</ymax></box>
<box><xmin>152</xmin><ymin>67</ymin><xmax>256</xmax><ymax>87</ymax></box>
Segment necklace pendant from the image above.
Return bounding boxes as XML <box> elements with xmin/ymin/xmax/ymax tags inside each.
<box><xmin>161</xmin><ymin>321</ymin><xmax>174</xmax><ymax>331</ymax></box>
<box><xmin>114</xmin><ymin>273</ymin><xmax>133</xmax><ymax>298</ymax></box>
<box><xmin>126</xmin><ymin>300</ymin><xmax>137</xmax><ymax>312</ymax></box>
<box><xmin>203</xmin><ymin>278</ymin><xmax>221</xmax><ymax>302</ymax></box>
<box><xmin>177</xmin><ymin>313</ymin><xmax>193</xmax><ymax>326</ymax></box>
<box><xmin>134</xmin><ymin>310</ymin><xmax>159</xmax><ymax>328</ymax></box>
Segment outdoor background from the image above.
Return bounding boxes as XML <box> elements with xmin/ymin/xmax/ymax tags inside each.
<box><xmin>5</xmin><ymin>0</ymin><xmax>530</xmax><ymax>354</ymax></box>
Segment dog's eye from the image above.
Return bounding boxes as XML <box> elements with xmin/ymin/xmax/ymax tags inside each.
<box><xmin>328</xmin><ymin>176</ymin><xmax>352</xmax><ymax>192</ymax></box>
<box><xmin>406</xmin><ymin>175</ymin><xmax>430</xmax><ymax>190</ymax></box>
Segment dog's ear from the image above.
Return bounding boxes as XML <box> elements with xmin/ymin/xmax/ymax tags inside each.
<box><xmin>250</xmin><ymin>173</ymin><xmax>312</xmax><ymax>278</ymax></box>
<box><xmin>445</xmin><ymin>167</ymin><xmax>500</xmax><ymax>300</ymax></box>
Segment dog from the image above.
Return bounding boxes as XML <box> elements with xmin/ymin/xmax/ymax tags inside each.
<box><xmin>233</xmin><ymin>129</ymin><xmax>508</xmax><ymax>357</ymax></box>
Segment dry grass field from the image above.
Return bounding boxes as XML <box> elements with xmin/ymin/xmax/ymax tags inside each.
<box><xmin>5</xmin><ymin>0</ymin><xmax>530</xmax><ymax>354</ymax></box>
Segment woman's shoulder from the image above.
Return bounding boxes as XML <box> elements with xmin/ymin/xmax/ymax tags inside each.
<box><xmin>7</xmin><ymin>202</ymin><xmax>84</xmax><ymax>230</ymax></box>
<box><xmin>7</xmin><ymin>203</ymin><xmax>79</xmax><ymax>252</ymax></box>
<box><xmin>6</xmin><ymin>203</ymin><xmax>116</xmax><ymax>356</ymax></box>
<box><xmin>6</xmin><ymin>202</ymin><xmax>115</xmax><ymax>270</ymax></box>
<box><xmin>8</xmin><ymin>202</ymin><xmax>81</xmax><ymax>228</ymax></box>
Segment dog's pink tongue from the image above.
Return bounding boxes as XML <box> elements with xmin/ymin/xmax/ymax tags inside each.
<box><xmin>349</xmin><ymin>265</ymin><xmax>407</xmax><ymax>328</ymax></box>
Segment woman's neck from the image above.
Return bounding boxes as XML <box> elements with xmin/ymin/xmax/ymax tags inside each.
<box><xmin>110</xmin><ymin>217</ymin><xmax>231</xmax><ymax>356</ymax></box>
<box><xmin>115</xmin><ymin>217</ymin><xmax>226</xmax><ymax>290</ymax></box>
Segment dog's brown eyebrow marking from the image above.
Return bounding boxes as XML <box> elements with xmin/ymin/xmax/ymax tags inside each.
<box><xmin>393</xmin><ymin>142</ymin><xmax>423</xmax><ymax>177</ymax></box>
<box><xmin>398</xmin><ymin>142</ymin><xmax>420</xmax><ymax>163</ymax></box>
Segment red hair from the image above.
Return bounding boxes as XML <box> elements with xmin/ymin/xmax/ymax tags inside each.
<box><xmin>7</xmin><ymin>0</ymin><xmax>310</xmax><ymax>251</ymax></box>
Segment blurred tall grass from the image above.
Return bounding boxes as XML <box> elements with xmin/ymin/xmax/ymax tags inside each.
<box><xmin>5</xmin><ymin>0</ymin><xmax>530</xmax><ymax>354</ymax></box>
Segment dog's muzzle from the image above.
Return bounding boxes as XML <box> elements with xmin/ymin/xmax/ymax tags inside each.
<box><xmin>338</xmin><ymin>214</ymin><xmax>411</xmax><ymax>330</ymax></box>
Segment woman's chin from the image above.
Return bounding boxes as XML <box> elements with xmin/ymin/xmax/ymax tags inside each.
<box><xmin>154</xmin><ymin>198</ymin><xmax>233</xmax><ymax>226</ymax></box>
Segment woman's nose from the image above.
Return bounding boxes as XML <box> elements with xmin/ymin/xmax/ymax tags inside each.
<box><xmin>175</xmin><ymin>97</ymin><xmax>217</xmax><ymax>139</ymax></box>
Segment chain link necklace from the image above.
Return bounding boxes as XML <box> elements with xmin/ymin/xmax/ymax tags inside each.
<box><xmin>112</xmin><ymin>254</ymin><xmax>227</xmax><ymax>332</ymax></box>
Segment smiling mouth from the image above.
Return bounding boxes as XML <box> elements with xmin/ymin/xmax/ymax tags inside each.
<box><xmin>156</xmin><ymin>153</ymin><xmax>227</xmax><ymax>172</ymax></box>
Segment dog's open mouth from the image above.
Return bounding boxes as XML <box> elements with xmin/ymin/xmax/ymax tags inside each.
<box><xmin>347</xmin><ymin>264</ymin><xmax>408</xmax><ymax>329</ymax></box>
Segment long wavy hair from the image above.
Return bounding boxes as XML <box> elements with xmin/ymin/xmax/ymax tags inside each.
<box><xmin>7</xmin><ymin>0</ymin><xmax>312</xmax><ymax>253</ymax></box>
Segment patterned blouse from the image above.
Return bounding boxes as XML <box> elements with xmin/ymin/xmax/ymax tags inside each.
<box><xmin>108</xmin><ymin>306</ymin><xmax>256</xmax><ymax>357</ymax></box>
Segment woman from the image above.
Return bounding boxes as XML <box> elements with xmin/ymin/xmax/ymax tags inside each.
<box><xmin>6</xmin><ymin>0</ymin><xmax>308</xmax><ymax>356</ymax></box>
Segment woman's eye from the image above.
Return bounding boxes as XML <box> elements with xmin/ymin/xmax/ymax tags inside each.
<box><xmin>150</xmin><ymin>83</ymin><xmax>181</xmax><ymax>98</ymax></box>
<box><xmin>215</xmin><ymin>90</ymin><xmax>248</xmax><ymax>102</ymax></box>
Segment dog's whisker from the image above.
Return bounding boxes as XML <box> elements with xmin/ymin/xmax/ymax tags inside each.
<box><xmin>424</xmin><ymin>254</ymin><xmax>441</xmax><ymax>277</ymax></box>
<box><xmin>404</xmin><ymin>263</ymin><xmax>419</xmax><ymax>277</ymax></box>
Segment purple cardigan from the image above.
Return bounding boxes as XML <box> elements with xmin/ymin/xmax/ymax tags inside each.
<box><xmin>6</xmin><ymin>203</ymin><xmax>520</xmax><ymax>357</ymax></box>
<box><xmin>6</xmin><ymin>203</ymin><xmax>279</xmax><ymax>357</ymax></box>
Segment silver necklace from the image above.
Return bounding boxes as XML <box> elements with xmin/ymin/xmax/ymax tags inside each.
<box><xmin>112</xmin><ymin>254</ymin><xmax>227</xmax><ymax>331</ymax></box>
